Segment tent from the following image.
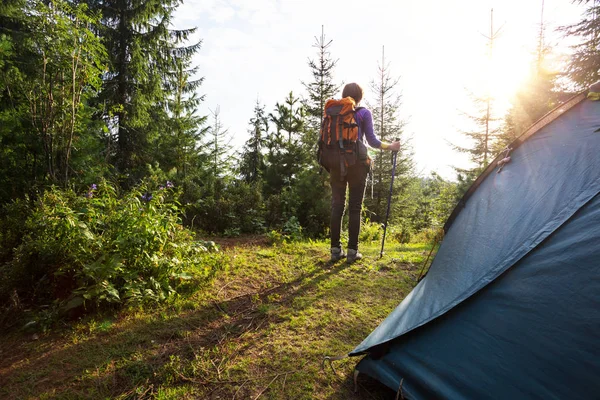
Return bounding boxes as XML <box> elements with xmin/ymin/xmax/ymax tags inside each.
<box><xmin>349</xmin><ymin>87</ymin><xmax>600</xmax><ymax>399</ymax></box>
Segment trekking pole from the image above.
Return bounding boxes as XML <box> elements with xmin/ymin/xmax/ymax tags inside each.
<box><xmin>379</xmin><ymin>139</ymin><xmax>399</xmax><ymax>259</ymax></box>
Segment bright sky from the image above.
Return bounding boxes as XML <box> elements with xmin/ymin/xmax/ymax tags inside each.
<box><xmin>173</xmin><ymin>0</ymin><xmax>584</xmax><ymax>179</ymax></box>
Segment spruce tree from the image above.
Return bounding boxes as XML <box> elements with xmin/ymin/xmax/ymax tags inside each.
<box><xmin>295</xmin><ymin>28</ymin><xmax>341</xmax><ymax>236</ymax></box>
<box><xmin>269</xmin><ymin>92</ymin><xmax>305</xmax><ymax>144</ymax></box>
<box><xmin>87</xmin><ymin>0</ymin><xmax>197</xmax><ymax>182</ymax></box>
<box><xmin>301</xmin><ymin>26</ymin><xmax>340</xmax><ymax>147</ymax></box>
<box><xmin>364</xmin><ymin>47</ymin><xmax>412</xmax><ymax>223</ymax></box>
<box><xmin>263</xmin><ymin>92</ymin><xmax>307</xmax><ymax>196</ymax></box>
<box><xmin>453</xmin><ymin>91</ymin><xmax>502</xmax><ymax>170</ymax></box>
<box><xmin>452</xmin><ymin>9</ymin><xmax>502</xmax><ymax>191</ymax></box>
<box><xmin>239</xmin><ymin>100</ymin><xmax>268</xmax><ymax>184</ymax></box>
<box><xmin>204</xmin><ymin>106</ymin><xmax>233</xmax><ymax>196</ymax></box>
<box><xmin>156</xmin><ymin>48</ymin><xmax>207</xmax><ymax>182</ymax></box>
<box><xmin>497</xmin><ymin>1</ymin><xmax>559</xmax><ymax>152</ymax></box>
<box><xmin>562</xmin><ymin>0</ymin><xmax>600</xmax><ymax>88</ymax></box>
<box><xmin>262</xmin><ymin>125</ymin><xmax>286</xmax><ymax>196</ymax></box>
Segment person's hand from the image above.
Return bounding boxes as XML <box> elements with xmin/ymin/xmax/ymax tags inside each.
<box><xmin>389</xmin><ymin>141</ymin><xmax>401</xmax><ymax>152</ymax></box>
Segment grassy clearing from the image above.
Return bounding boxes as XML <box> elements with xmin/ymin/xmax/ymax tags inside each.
<box><xmin>0</xmin><ymin>239</ymin><xmax>431</xmax><ymax>399</ymax></box>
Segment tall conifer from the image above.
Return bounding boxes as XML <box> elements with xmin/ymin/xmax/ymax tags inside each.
<box><xmin>562</xmin><ymin>0</ymin><xmax>600</xmax><ymax>88</ymax></box>
<box><xmin>87</xmin><ymin>0</ymin><xmax>198</xmax><ymax>181</ymax></box>
<box><xmin>262</xmin><ymin>92</ymin><xmax>306</xmax><ymax>195</ymax></box>
<box><xmin>239</xmin><ymin>100</ymin><xmax>268</xmax><ymax>184</ymax></box>
<box><xmin>364</xmin><ymin>47</ymin><xmax>412</xmax><ymax>223</ymax></box>
<box><xmin>452</xmin><ymin>9</ymin><xmax>502</xmax><ymax>191</ymax></box>
<box><xmin>156</xmin><ymin>48</ymin><xmax>207</xmax><ymax>181</ymax></box>
<box><xmin>497</xmin><ymin>0</ymin><xmax>559</xmax><ymax>152</ymax></box>
<box><xmin>302</xmin><ymin>26</ymin><xmax>340</xmax><ymax>147</ymax></box>
<box><xmin>204</xmin><ymin>106</ymin><xmax>233</xmax><ymax>196</ymax></box>
<box><xmin>269</xmin><ymin>92</ymin><xmax>305</xmax><ymax>144</ymax></box>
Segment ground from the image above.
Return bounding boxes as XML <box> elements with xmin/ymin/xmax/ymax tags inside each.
<box><xmin>0</xmin><ymin>238</ymin><xmax>430</xmax><ymax>399</ymax></box>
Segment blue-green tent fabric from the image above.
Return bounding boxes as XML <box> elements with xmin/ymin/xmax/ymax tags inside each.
<box><xmin>350</xmin><ymin>97</ymin><xmax>600</xmax><ymax>398</ymax></box>
<box><xmin>356</xmin><ymin>193</ymin><xmax>600</xmax><ymax>398</ymax></box>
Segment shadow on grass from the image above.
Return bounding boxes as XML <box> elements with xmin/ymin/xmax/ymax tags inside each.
<box><xmin>0</xmin><ymin>257</ymin><xmax>374</xmax><ymax>399</ymax></box>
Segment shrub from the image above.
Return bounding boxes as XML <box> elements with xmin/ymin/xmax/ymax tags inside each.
<box><xmin>411</xmin><ymin>227</ymin><xmax>444</xmax><ymax>244</ymax></box>
<box><xmin>389</xmin><ymin>223</ymin><xmax>413</xmax><ymax>244</ymax></box>
<box><xmin>264</xmin><ymin>186</ymin><xmax>300</xmax><ymax>231</ymax></box>
<box><xmin>266</xmin><ymin>230</ymin><xmax>284</xmax><ymax>245</ymax></box>
<box><xmin>223</xmin><ymin>227</ymin><xmax>241</xmax><ymax>238</ymax></box>
<box><xmin>359</xmin><ymin>219</ymin><xmax>383</xmax><ymax>242</ymax></box>
<box><xmin>1</xmin><ymin>178</ymin><xmax>219</xmax><ymax>314</ymax></box>
<box><xmin>185</xmin><ymin>181</ymin><xmax>265</xmax><ymax>235</ymax></box>
<box><xmin>293</xmin><ymin>169</ymin><xmax>330</xmax><ymax>237</ymax></box>
<box><xmin>282</xmin><ymin>216</ymin><xmax>303</xmax><ymax>241</ymax></box>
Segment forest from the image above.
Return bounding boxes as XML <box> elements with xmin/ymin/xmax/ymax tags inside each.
<box><xmin>0</xmin><ymin>1</ymin><xmax>599</xmax><ymax>397</ymax></box>
<box><xmin>0</xmin><ymin>0</ymin><xmax>598</xmax><ymax>319</ymax></box>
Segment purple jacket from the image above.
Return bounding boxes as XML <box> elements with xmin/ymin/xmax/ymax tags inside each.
<box><xmin>355</xmin><ymin>107</ymin><xmax>382</xmax><ymax>149</ymax></box>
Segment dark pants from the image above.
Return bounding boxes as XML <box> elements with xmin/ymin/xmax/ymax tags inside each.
<box><xmin>330</xmin><ymin>163</ymin><xmax>368</xmax><ymax>251</ymax></box>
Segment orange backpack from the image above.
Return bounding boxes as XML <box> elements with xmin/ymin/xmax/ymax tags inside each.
<box><xmin>317</xmin><ymin>97</ymin><xmax>370</xmax><ymax>177</ymax></box>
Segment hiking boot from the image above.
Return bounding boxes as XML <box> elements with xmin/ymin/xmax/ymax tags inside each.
<box><xmin>346</xmin><ymin>249</ymin><xmax>363</xmax><ymax>262</ymax></box>
<box><xmin>330</xmin><ymin>247</ymin><xmax>346</xmax><ymax>262</ymax></box>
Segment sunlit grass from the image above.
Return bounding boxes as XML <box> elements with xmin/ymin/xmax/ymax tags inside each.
<box><xmin>0</xmin><ymin>238</ymin><xmax>431</xmax><ymax>399</ymax></box>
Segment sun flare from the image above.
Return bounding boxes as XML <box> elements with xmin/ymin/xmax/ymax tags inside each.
<box><xmin>465</xmin><ymin>40</ymin><xmax>538</xmax><ymax>116</ymax></box>
<box><xmin>489</xmin><ymin>58</ymin><xmax>532</xmax><ymax>111</ymax></box>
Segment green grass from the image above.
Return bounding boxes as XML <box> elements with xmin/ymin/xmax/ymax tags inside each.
<box><xmin>0</xmin><ymin>238</ymin><xmax>432</xmax><ymax>399</ymax></box>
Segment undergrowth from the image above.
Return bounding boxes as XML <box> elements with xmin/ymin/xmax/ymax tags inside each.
<box><xmin>0</xmin><ymin>178</ymin><xmax>222</xmax><ymax>326</ymax></box>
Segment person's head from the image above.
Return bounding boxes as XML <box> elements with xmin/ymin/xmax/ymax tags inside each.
<box><xmin>342</xmin><ymin>83</ymin><xmax>364</xmax><ymax>104</ymax></box>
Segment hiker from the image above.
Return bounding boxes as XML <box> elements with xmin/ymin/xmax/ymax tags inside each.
<box><xmin>322</xmin><ymin>83</ymin><xmax>400</xmax><ymax>262</ymax></box>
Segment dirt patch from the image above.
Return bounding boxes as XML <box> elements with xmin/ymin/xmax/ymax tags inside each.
<box><xmin>206</xmin><ymin>234</ymin><xmax>270</xmax><ymax>249</ymax></box>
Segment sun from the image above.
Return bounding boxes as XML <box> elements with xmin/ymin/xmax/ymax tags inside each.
<box><xmin>465</xmin><ymin>40</ymin><xmax>536</xmax><ymax>117</ymax></box>
<box><xmin>489</xmin><ymin>56</ymin><xmax>532</xmax><ymax>113</ymax></box>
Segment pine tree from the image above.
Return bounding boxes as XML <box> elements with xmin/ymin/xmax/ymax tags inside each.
<box><xmin>263</xmin><ymin>92</ymin><xmax>307</xmax><ymax>196</ymax></box>
<box><xmin>364</xmin><ymin>47</ymin><xmax>412</xmax><ymax>223</ymax></box>
<box><xmin>452</xmin><ymin>9</ymin><xmax>502</xmax><ymax>191</ymax></box>
<box><xmin>562</xmin><ymin>0</ymin><xmax>600</xmax><ymax>88</ymax></box>
<box><xmin>156</xmin><ymin>47</ymin><xmax>207</xmax><ymax>182</ymax></box>
<box><xmin>239</xmin><ymin>100</ymin><xmax>268</xmax><ymax>184</ymax></box>
<box><xmin>453</xmin><ymin>91</ymin><xmax>503</xmax><ymax>169</ymax></box>
<box><xmin>301</xmin><ymin>26</ymin><xmax>340</xmax><ymax>146</ymax></box>
<box><xmin>497</xmin><ymin>0</ymin><xmax>559</xmax><ymax>152</ymax></box>
<box><xmin>292</xmin><ymin>27</ymin><xmax>341</xmax><ymax>235</ymax></box>
<box><xmin>87</xmin><ymin>0</ymin><xmax>197</xmax><ymax>181</ymax></box>
<box><xmin>269</xmin><ymin>92</ymin><xmax>305</xmax><ymax>144</ymax></box>
<box><xmin>204</xmin><ymin>106</ymin><xmax>233</xmax><ymax>196</ymax></box>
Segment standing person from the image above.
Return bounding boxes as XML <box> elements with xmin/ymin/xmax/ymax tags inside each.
<box><xmin>327</xmin><ymin>83</ymin><xmax>400</xmax><ymax>262</ymax></box>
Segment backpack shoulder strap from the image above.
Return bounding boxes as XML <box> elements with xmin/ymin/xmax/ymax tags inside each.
<box><xmin>354</xmin><ymin>107</ymin><xmax>365</xmax><ymax>142</ymax></box>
